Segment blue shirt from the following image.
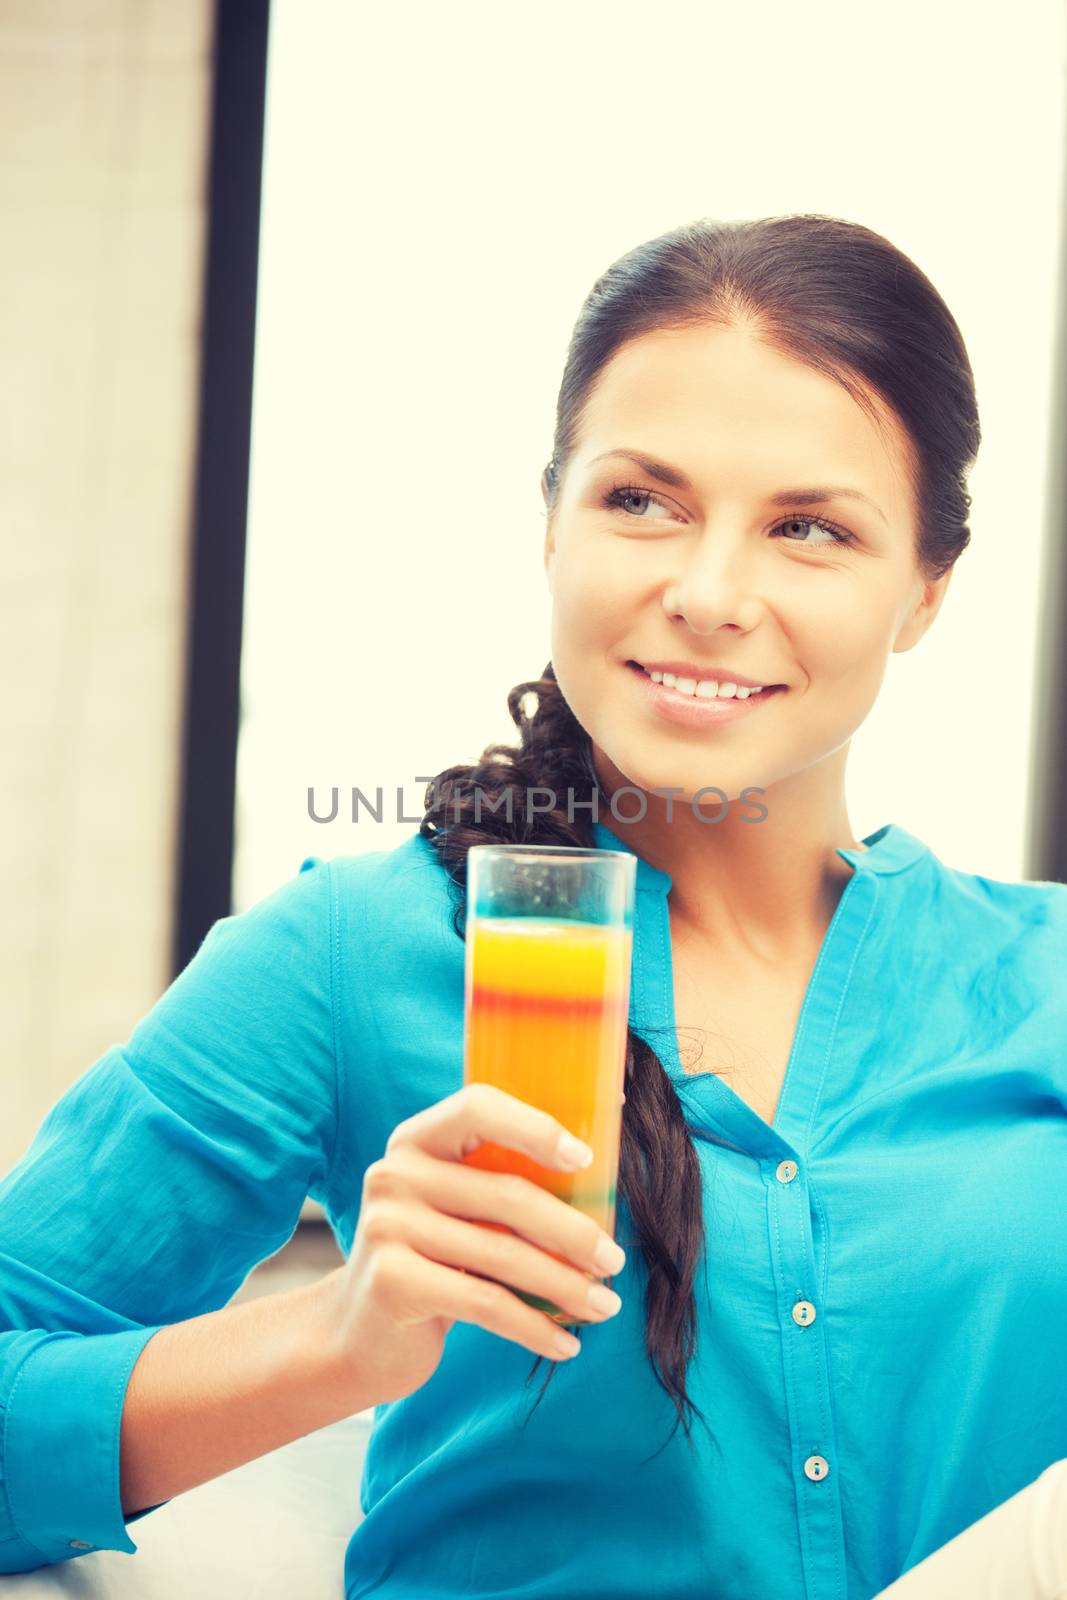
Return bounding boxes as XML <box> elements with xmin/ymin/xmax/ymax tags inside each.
<box><xmin>1</xmin><ymin>820</ymin><xmax>1065</xmax><ymax>1598</ymax></box>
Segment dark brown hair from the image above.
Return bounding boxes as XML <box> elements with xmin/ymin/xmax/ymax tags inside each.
<box><xmin>418</xmin><ymin>213</ymin><xmax>981</xmax><ymax>1448</ymax></box>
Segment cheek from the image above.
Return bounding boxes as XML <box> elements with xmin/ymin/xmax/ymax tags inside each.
<box><xmin>552</xmin><ymin>557</ymin><xmax>630</xmax><ymax>639</ymax></box>
<box><xmin>797</xmin><ymin>600</ymin><xmax>889</xmax><ymax>681</ymax></box>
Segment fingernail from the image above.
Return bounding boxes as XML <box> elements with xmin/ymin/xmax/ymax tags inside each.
<box><xmin>557</xmin><ymin>1133</ymin><xmax>594</xmax><ymax>1169</ymax></box>
<box><xmin>594</xmin><ymin>1236</ymin><xmax>627</xmax><ymax>1274</ymax></box>
<box><xmin>587</xmin><ymin>1283</ymin><xmax>622</xmax><ymax>1317</ymax></box>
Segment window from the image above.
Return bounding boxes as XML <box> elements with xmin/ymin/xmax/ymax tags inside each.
<box><xmin>235</xmin><ymin>0</ymin><xmax>1067</xmax><ymax>908</ymax></box>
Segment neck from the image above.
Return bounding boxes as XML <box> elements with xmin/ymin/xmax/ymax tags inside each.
<box><xmin>596</xmin><ymin>749</ymin><xmax>864</xmax><ymax>967</ymax></box>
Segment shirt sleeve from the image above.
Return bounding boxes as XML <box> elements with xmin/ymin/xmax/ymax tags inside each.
<box><xmin>0</xmin><ymin>855</ymin><xmax>340</xmax><ymax>1574</ymax></box>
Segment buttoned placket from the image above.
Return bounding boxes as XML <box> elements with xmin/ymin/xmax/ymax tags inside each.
<box><xmin>594</xmin><ymin>818</ymin><xmax>890</xmax><ymax>1600</ymax></box>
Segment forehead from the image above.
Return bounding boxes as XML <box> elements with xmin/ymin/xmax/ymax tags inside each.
<box><xmin>573</xmin><ymin>323</ymin><xmax>914</xmax><ymax>511</ymax></box>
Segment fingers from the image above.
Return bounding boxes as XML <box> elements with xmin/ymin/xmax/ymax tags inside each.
<box><xmin>366</xmin><ymin>1082</ymin><xmax>628</xmax><ymax>1367</ymax></box>
<box><xmin>369</xmin><ymin>1241</ymin><xmax>584</xmax><ymax>1363</ymax></box>
<box><xmin>365</xmin><ymin>1143</ymin><xmax>626</xmax><ymax>1280</ymax></box>
<box><xmin>386</xmin><ymin>1082</ymin><xmax>595</xmax><ymax>1173</ymax></box>
<box><xmin>374</xmin><ymin>1196</ymin><xmax>623</xmax><ymax>1328</ymax></box>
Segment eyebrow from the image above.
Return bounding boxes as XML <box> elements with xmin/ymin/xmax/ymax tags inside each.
<box><xmin>586</xmin><ymin>448</ymin><xmax>888</xmax><ymax>526</ymax></box>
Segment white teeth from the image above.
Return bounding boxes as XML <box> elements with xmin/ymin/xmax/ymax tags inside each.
<box><xmin>642</xmin><ymin>665</ymin><xmax>765</xmax><ymax>698</ymax></box>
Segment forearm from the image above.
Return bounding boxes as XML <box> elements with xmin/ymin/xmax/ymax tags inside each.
<box><xmin>119</xmin><ymin>1265</ymin><xmax>368</xmax><ymax>1516</ymax></box>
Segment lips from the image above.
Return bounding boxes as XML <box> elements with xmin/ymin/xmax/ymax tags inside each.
<box><xmin>626</xmin><ymin>660</ymin><xmax>788</xmax><ymax>728</ymax></box>
<box><xmin>627</xmin><ymin>661</ymin><xmax>783</xmax><ymax>697</ymax></box>
<box><xmin>630</xmin><ymin>660</ymin><xmax>780</xmax><ymax>691</ymax></box>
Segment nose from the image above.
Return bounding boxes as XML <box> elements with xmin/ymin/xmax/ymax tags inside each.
<box><xmin>662</xmin><ymin>525</ymin><xmax>764</xmax><ymax>634</ymax></box>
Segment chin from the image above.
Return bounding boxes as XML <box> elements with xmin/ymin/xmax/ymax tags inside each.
<box><xmin>595</xmin><ymin>743</ymin><xmax>777</xmax><ymax>811</ymax></box>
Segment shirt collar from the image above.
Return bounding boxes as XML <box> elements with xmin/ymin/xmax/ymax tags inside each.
<box><xmin>593</xmin><ymin>817</ymin><xmax>928</xmax><ymax>891</ymax></box>
<box><xmin>836</xmin><ymin>822</ymin><xmax>929</xmax><ymax>875</ymax></box>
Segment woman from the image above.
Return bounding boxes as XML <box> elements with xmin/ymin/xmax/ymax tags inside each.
<box><xmin>0</xmin><ymin>214</ymin><xmax>1064</xmax><ymax>1600</ymax></box>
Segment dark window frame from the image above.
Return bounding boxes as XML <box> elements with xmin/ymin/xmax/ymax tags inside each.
<box><xmin>173</xmin><ymin>0</ymin><xmax>271</xmax><ymax>976</ymax></box>
<box><xmin>1025</xmin><ymin>137</ymin><xmax>1067</xmax><ymax>886</ymax></box>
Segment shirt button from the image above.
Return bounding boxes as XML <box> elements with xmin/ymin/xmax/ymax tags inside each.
<box><xmin>68</xmin><ymin>1539</ymin><xmax>94</xmax><ymax>1550</ymax></box>
<box><xmin>776</xmin><ymin>1160</ymin><xmax>798</xmax><ymax>1184</ymax></box>
<box><xmin>792</xmin><ymin>1300</ymin><xmax>817</xmax><ymax>1326</ymax></box>
<box><xmin>804</xmin><ymin>1455</ymin><xmax>830</xmax><ymax>1482</ymax></box>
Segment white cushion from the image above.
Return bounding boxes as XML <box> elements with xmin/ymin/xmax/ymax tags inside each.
<box><xmin>0</xmin><ymin>1411</ymin><xmax>372</xmax><ymax>1598</ymax></box>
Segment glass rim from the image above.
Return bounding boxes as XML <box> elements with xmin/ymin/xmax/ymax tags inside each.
<box><xmin>467</xmin><ymin>843</ymin><xmax>635</xmax><ymax>865</ymax></box>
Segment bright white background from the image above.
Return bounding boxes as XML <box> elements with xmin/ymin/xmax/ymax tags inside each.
<box><xmin>234</xmin><ymin>0</ymin><xmax>1067</xmax><ymax>912</ymax></box>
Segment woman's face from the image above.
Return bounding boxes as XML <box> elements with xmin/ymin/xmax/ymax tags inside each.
<box><xmin>543</xmin><ymin>322</ymin><xmax>952</xmax><ymax>812</ymax></box>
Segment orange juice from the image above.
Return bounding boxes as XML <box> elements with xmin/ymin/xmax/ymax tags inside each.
<box><xmin>462</xmin><ymin>914</ymin><xmax>633</xmax><ymax>1323</ymax></box>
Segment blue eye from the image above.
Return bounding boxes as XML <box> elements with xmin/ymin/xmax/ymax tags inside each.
<box><xmin>600</xmin><ymin>483</ymin><xmax>856</xmax><ymax>548</ymax></box>
<box><xmin>602</xmin><ymin>485</ymin><xmax>675</xmax><ymax>520</ymax></box>
<box><xmin>771</xmin><ymin>514</ymin><xmax>854</xmax><ymax>548</ymax></box>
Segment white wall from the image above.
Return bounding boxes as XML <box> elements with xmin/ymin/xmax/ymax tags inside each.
<box><xmin>236</xmin><ymin>0</ymin><xmax>1067</xmax><ymax>911</ymax></box>
<box><xmin>0</xmin><ymin>2</ymin><xmax>212</xmax><ymax>1172</ymax></box>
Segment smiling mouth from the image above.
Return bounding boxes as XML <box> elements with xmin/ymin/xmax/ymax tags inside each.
<box><xmin>626</xmin><ymin>661</ymin><xmax>787</xmax><ymax>699</ymax></box>
<box><xmin>624</xmin><ymin>660</ymin><xmax>789</xmax><ymax>726</ymax></box>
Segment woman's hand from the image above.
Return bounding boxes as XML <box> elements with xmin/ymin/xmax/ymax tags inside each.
<box><xmin>320</xmin><ymin>1082</ymin><xmax>627</xmax><ymax>1407</ymax></box>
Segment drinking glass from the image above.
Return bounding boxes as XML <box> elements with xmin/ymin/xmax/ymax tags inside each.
<box><xmin>462</xmin><ymin>844</ymin><xmax>636</xmax><ymax>1324</ymax></box>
